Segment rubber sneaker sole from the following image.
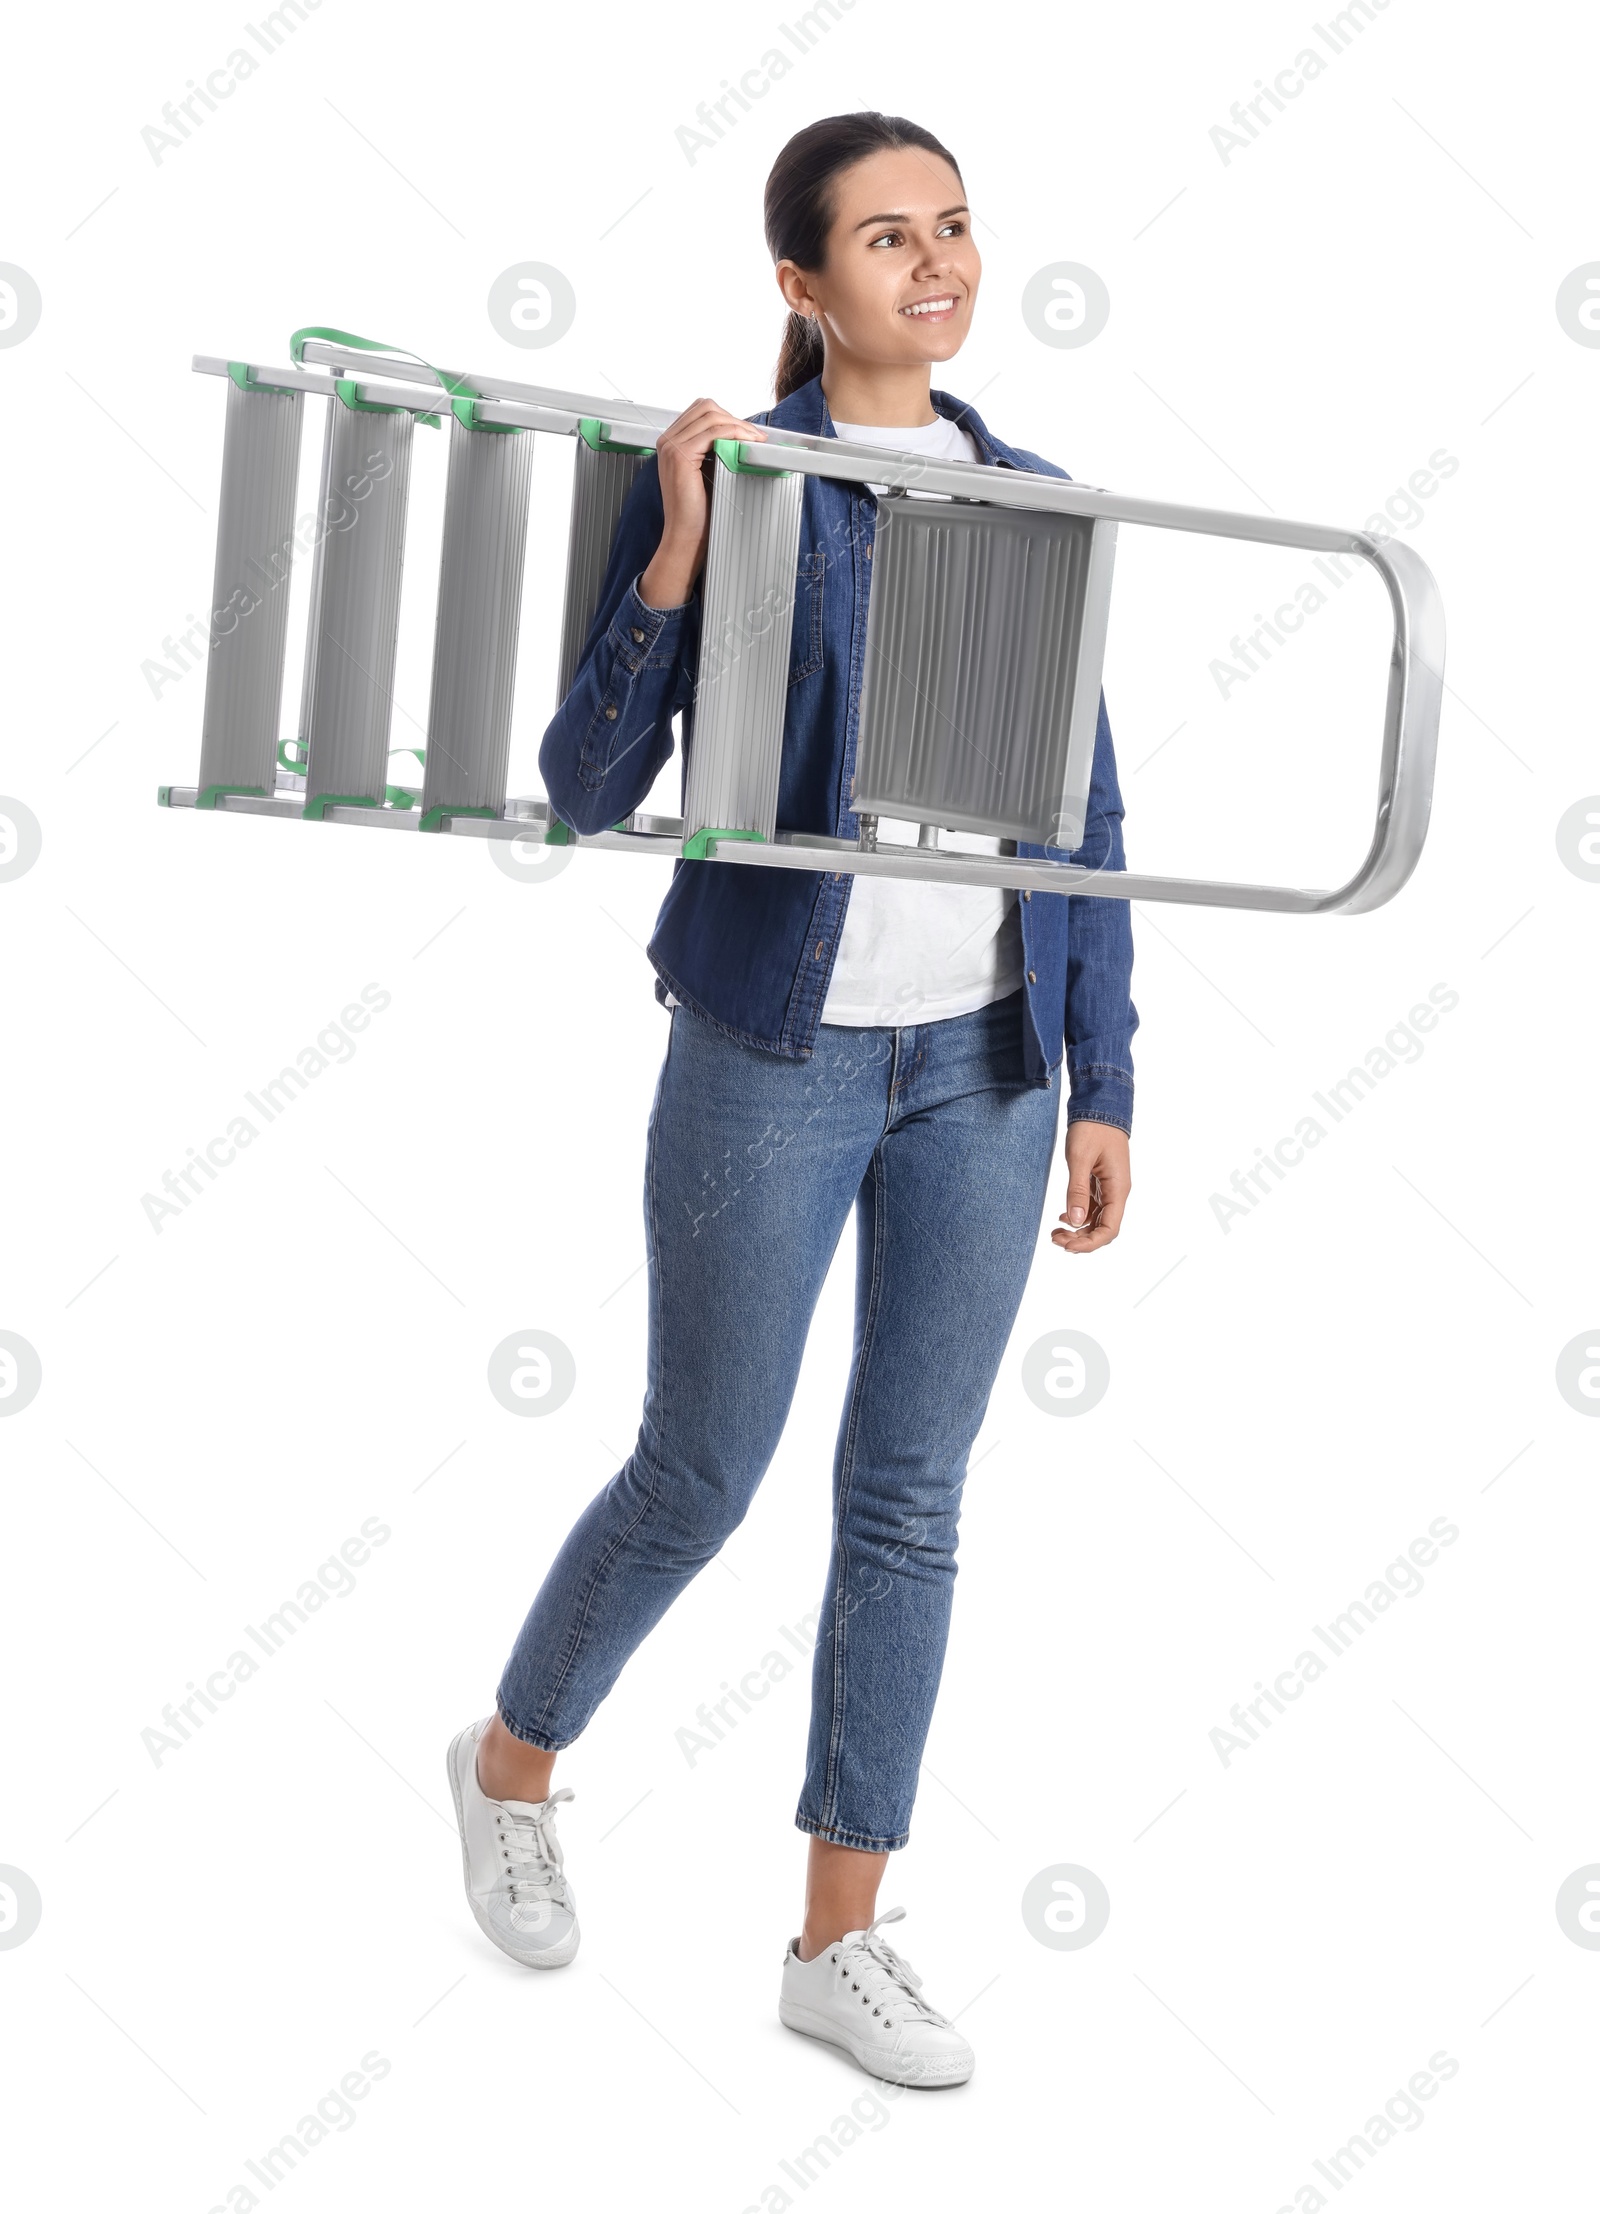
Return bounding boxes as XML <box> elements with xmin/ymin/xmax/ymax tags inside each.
<box><xmin>777</xmin><ymin>1996</ymin><xmax>974</xmax><ymax>2086</ymax></box>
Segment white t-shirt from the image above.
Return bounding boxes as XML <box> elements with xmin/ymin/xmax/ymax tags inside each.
<box><xmin>819</xmin><ymin>411</ymin><xmax>1023</xmax><ymax>1027</ymax></box>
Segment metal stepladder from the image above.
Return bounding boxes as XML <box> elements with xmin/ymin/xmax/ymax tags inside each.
<box><xmin>158</xmin><ymin>330</ymin><xmax>1445</xmax><ymax>915</ymax></box>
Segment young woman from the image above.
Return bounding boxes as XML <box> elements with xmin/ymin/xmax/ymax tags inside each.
<box><xmin>447</xmin><ymin>111</ymin><xmax>1137</xmax><ymax>2088</ymax></box>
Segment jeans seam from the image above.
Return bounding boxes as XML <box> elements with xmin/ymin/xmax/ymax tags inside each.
<box><xmin>525</xmin><ymin>1439</ymin><xmax>664</xmax><ymax>1741</ymax></box>
<box><xmin>794</xmin><ymin>1812</ymin><xmax>909</xmax><ymax>1853</ymax></box>
<box><xmin>493</xmin><ymin>1698</ymin><xmax>567</xmax><ymax>1753</ymax></box>
<box><xmin>819</xmin><ymin>1145</ymin><xmax>889</xmax><ymax>1830</ymax></box>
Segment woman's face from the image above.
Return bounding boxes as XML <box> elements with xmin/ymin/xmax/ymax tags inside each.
<box><xmin>777</xmin><ymin>147</ymin><xmax>981</xmax><ymax>370</ymax></box>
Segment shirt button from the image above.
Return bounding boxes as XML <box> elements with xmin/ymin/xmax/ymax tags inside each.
<box><xmin>604</xmin><ymin>705</ymin><xmax>618</xmax><ymax>721</ymax></box>
<box><xmin>866</xmin><ymin>542</ymin><xmax>873</xmax><ymax>558</ymax></box>
<box><xmin>631</xmin><ymin>626</ymin><xmax>645</xmax><ymax>643</ymax></box>
<box><xmin>1022</xmin><ymin>890</ymin><xmax>1031</xmax><ymax>902</ymax></box>
<box><xmin>1027</xmin><ymin>969</ymin><xmax>1037</xmax><ymax>984</ymax></box>
<box><xmin>815</xmin><ymin>942</ymin><xmax>826</xmax><ymax>960</ymax></box>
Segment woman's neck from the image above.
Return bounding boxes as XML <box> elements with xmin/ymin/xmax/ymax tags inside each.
<box><xmin>820</xmin><ymin>356</ymin><xmax>938</xmax><ymax>427</ymax></box>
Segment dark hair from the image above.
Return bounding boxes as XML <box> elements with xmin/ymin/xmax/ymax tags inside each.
<box><xmin>763</xmin><ymin>111</ymin><xmax>964</xmax><ymax>401</ymax></box>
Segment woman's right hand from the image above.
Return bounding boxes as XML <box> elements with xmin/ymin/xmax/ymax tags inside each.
<box><xmin>639</xmin><ymin>398</ymin><xmax>769</xmax><ymax>609</ymax></box>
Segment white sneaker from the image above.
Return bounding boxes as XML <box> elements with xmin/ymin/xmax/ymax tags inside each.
<box><xmin>779</xmin><ymin>1907</ymin><xmax>974</xmax><ymax>2086</ymax></box>
<box><xmin>446</xmin><ymin>1717</ymin><xmax>580</xmax><ymax>1969</ymax></box>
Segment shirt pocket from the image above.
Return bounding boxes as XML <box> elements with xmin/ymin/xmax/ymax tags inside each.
<box><xmin>787</xmin><ymin>549</ymin><xmax>825</xmax><ymax>688</ymax></box>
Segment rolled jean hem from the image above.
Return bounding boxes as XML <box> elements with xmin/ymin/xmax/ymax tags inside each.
<box><xmin>794</xmin><ymin>1810</ymin><xmax>909</xmax><ymax>1853</ymax></box>
<box><xmin>493</xmin><ymin>1693</ymin><xmax>572</xmax><ymax>1755</ymax></box>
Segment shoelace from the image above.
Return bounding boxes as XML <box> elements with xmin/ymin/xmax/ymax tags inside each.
<box><xmin>831</xmin><ymin>1907</ymin><xmax>952</xmax><ymax>2030</ymax></box>
<box><xmin>494</xmin><ymin>1786</ymin><xmax>573</xmax><ymax>1927</ymax></box>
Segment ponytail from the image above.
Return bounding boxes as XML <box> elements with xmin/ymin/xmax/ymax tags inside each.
<box><xmin>774</xmin><ymin>310</ymin><xmax>825</xmax><ymax>402</ymax></box>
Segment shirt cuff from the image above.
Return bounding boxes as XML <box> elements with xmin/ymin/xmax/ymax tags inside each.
<box><xmin>611</xmin><ymin>572</ymin><xmax>690</xmax><ymax>662</ymax></box>
<box><xmin>1065</xmin><ymin>1063</ymin><xmax>1133</xmax><ymax>1136</ymax></box>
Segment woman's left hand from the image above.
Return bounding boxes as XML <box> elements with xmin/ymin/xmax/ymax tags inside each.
<box><xmin>1051</xmin><ymin>1121</ymin><xmax>1131</xmax><ymax>1254</ymax></box>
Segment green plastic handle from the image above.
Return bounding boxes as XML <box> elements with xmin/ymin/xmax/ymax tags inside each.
<box><xmin>287</xmin><ymin>326</ymin><xmax>515</xmax><ymax>433</ymax></box>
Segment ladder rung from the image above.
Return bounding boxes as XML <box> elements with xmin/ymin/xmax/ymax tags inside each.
<box><xmin>196</xmin><ymin>378</ymin><xmax>305</xmax><ymax>804</ymax></box>
<box><xmin>682</xmin><ymin>451</ymin><xmax>806</xmax><ymax>847</ymax></box>
<box><xmin>298</xmin><ymin>399</ymin><xmax>416</xmax><ymax>814</ymax></box>
<box><xmin>558</xmin><ymin>440</ymin><xmax>647</xmax><ymax>704</ymax></box>
<box><xmin>419</xmin><ymin>413</ymin><xmax>535</xmax><ymax>830</ymax></box>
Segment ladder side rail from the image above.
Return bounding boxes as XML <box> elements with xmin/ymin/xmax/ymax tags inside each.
<box><xmin>192</xmin><ymin>358</ymin><xmax>587</xmax><ymax>439</ymax></box>
<box><xmin>293</xmin><ymin>341</ymin><xmax>678</xmax><ymax>431</ymax></box>
<box><xmin>1318</xmin><ymin>533</ymin><xmax>1443</xmax><ymax>915</ymax></box>
<box><xmin>189</xmin><ymin>362</ymin><xmax>1382</xmax><ymax>555</ymax></box>
<box><xmin>190</xmin><ymin>361</ymin><xmax>1381</xmax><ymax>560</ymax></box>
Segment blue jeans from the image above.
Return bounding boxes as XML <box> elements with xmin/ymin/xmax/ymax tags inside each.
<box><xmin>496</xmin><ymin>987</ymin><xmax>1061</xmax><ymax>1851</ymax></box>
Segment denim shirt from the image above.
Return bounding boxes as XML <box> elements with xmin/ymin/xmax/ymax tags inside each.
<box><xmin>538</xmin><ymin>373</ymin><xmax>1138</xmax><ymax>1133</ymax></box>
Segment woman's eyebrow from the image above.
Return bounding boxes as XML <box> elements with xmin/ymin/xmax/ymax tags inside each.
<box><xmin>852</xmin><ymin>204</ymin><xmax>970</xmax><ymax>231</ymax></box>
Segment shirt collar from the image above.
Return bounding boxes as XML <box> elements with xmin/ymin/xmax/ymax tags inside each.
<box><xmin>764</xmin><ymin>373</ymin><xmax>1014</xmax><ymax>468</ymax></box>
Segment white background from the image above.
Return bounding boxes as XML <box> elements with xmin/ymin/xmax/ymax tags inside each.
<box><xmin>2</xmin><ymin>0</ymin><xmax>1597</xmax><ymax>2206</ymax></box>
